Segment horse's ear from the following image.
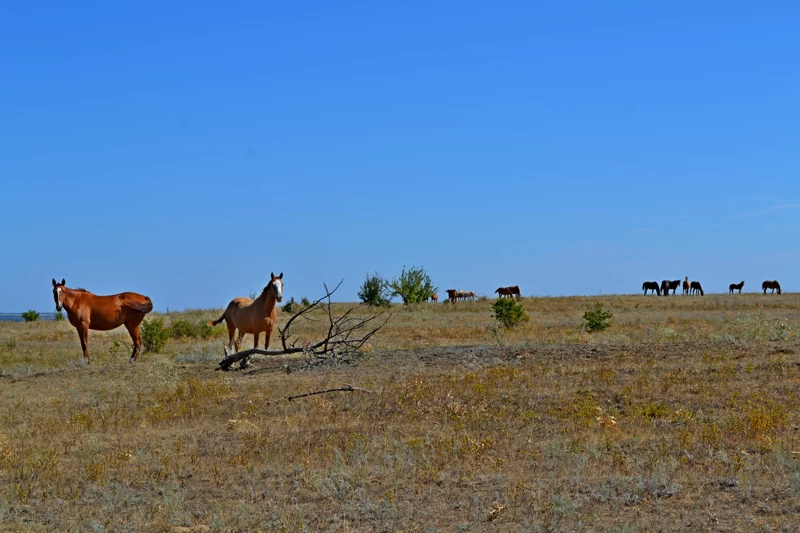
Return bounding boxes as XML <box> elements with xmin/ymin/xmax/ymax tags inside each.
<box><xmin>52</xmin><ymin>278</ymin><xmax>57</xmax><ymax>287</ymax></box>
<box><xmin>61</xmin><ymin>279</ymin><xmax>65</xmax><ymax>286</ymax></box>
<box><xmin>270</xmin><ymin>272</ymin><xmax>275</xmax><ymax>279</ymax></box>
<box><xmin>279</xmin><ymin>272</ymin><xmax>283</xmax><ymax>279</ymax></box>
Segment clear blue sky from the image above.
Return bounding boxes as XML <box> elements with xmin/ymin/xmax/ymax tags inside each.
<box><xmin>2</xmin><ymin>1</ymin><xmax>798</xmax><ymax>311</ymax></box>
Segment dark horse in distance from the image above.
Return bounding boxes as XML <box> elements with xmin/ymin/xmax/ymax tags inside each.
<box><xmin>729</xmin><ymin>281</ymin><xmax>744</xmax><ymax>294</ymax></box>
<box><xmin>762</xmin><ymin>280</ymin><xmax>782</xmax><ymax>294</ymax></box>
<box><xmin>690</xmin><ymin>281</ymin><xmax>704</xmax><ymax>296</ymax></box>
<box><xmin>660</xmin><ymin>280</ymin><xmax>681</xmax><ymax>296</ymax></box>
<box><xmin>642</xmin><ymin>281</ymin><xmax>660</xmax><ymax>295</ymax></box>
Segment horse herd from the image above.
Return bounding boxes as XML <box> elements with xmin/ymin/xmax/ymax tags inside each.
<box><xmin>642</xmin><ymin>278</ymin><xmax>782</xmax><ymax>296</ymax></box>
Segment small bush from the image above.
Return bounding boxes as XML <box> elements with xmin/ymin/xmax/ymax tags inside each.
<box><xmin>301</xmin><ymin>296</ymin><xmax>311</xmax><ymax>306</ymax></box>
<box><xmin>358</xmin><ymin>272</ymin><xmax>392</xmax><ymax>307</ymax></box>
<box><xmin>170</xmin><ymin>318</ymin><xmax>220</xmax><ymax>339</ymax></box>
<box><xmin>282</xmin><ymin>297</ymin><xmax>297</xmax><ymax>314</ymax></box>
<box><xmin>583</xmin><ymin>303</ymin><xmax>613</xmax><ymax>332</ymax></box>
<box><xmin>389</xmin><ymin>266</ymin><xmax>437</xmax><ymax>305</ymax></box>
<box><xmin>21</xmin><ymin>310</ymin><xmax>40</xmax><ymax>322</ymax></box>
<box><xmin>141</xmin><ymin>318</ymin><xmax>169</xmax><ymax>353</ymax></box>
<box><xmin>491</xmin><ymin>298</ymin><xmax>530</xmax><ymax>329</ymax></box>
<box><xmin>55</xmin><ymin>310</ymin><xmax>64</xmax><ymax>321</ymax></box>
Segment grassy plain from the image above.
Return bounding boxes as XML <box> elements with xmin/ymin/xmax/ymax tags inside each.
<box><xmin>1</xmin><ymin>292</ymin><xmax>800</xmax><ymax>532</ymax></box>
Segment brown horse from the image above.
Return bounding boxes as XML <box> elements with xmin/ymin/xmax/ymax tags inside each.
<box><xmin>446</xmin><ymin>289</ymin><xmax>458</xmax><ymax>303</ymax></box>
<box><xmin>762</xmin><ymin>280</ymin><xmax>781</xmax><ymax>295</ymax></box>
<box><xmin>211</xmin><ymin>272</ymin><xmax>283</xmax><ymax>368</ymax></box>
<box><xmin>508</xmin><ymin>285</ymin><xmax>521</xmax><ymax>298</ymax></box>
<box><xmin>682</xmin><ymin>276</ymin><xmax>690</xmax><ymax>295</ymax></box>
<box><xmin>52</xmin><ymin>278</ymin><xmax>153</xmax><ymax>364</ymax></box>
<box><xmin>430</xmin><ymin>293</ymin><xmax>438</xmax><ymax>303</ymax></box>
<box><xmin>689</xmin><ymin>281</ymin><xmax>704</xmax><ymax>296</ymax></box>
<box><xmin>495</xmin><ymin>287</ymin><xmax>512</xmax><ymax>298</ymax></box>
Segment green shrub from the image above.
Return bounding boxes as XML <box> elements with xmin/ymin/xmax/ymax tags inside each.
<box><xmin>170</xmin><ymin>318</ymin><xmax>220</xmax><ymax>339</ymax></box>
<box><xmin>55</xmin><ymin>310</ymin><xmax>64</xmax><ymax>321</ymax></box>
<box><xmin>358</xmin><ymin>272</ymin><xmax>392</xmax><ymax>307</ymax></box>
<box><xmin>21</xmin><ymin>310</ymin><xmax>40</xmax><ymax>322</ymax></box>
<box><xmin>282</xmin><ymin>297</ymin><xmax>297</xmax><ymax>314</ymax></box>
<box><xmin>389</xmin><ymin>266</ymin><xmax>437</xmax><ymax>305</ymax></box>
<box><xmin>301</xmin><ymin>296</ymin><xmax>311</xmax><ymax>307</ymax></box>
<box><xmin>491</xmin><ymin>298</ymin><xmax>530</xmax><ymax>329</ymax></box>
<box><xmin>141</xmin><ymin>318</ymin><xmax>169</xmax><ymax>353</ymax></box>
<box><xmin>583</xmin><ymin>303</ymin><xmax>613</xmax><ymax>332</ymax></box>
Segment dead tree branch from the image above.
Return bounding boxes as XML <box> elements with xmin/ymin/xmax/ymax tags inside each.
<box><xmin>218</xmin><ymin>280</ymin><xmax>390</xmax><ymax>370</ymax></box>
<box><xmin>287</xmin><ymin>384</ymin><xmax>374</xmax><ymax>401</ymax></box>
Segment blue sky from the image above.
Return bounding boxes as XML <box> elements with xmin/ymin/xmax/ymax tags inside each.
<box><xmin>2</xmin><ymin>1</ymin><xmax>798</xmax><ymax>311</ymax></box>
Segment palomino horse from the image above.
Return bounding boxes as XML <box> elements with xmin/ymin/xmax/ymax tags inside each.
<box><xmin>729</xmin><ymin>281</ymin><xmax>744</xmax><ymax>294</ymax></box>
<box><xmin>52</xmin><ymin>279</ymin><xmax>153</xmax><ymax>363</ymax></box>
<box><xmin>762</xmin><ymin>280</ymin><xmax>781</xmax><ymax>295</ymax></box>
<box><xmin>689</xmin><ymin>281</ymin><xmax>704</xmax><ymax>295</ymax></box>
<box><xmin>430</xmin><ymin>293</ymin><xmax>438</xmax><ymax>303</ymax></box>
<box><xmin>682</xmin><ymin>277</ymin><xmax>690</xmax><ymax>295</ymax></box>
<box><xmin>642</xmin><ymin>281</ymin><xmax>660</xmax><ymax>295</ymax></box>
<box><xmin>211</xmin><ymin>273</ymin><xmax>283</xmax><ymax>368</ymax></box>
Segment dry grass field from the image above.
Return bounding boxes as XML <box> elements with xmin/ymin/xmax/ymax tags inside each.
<box><xmin>2</xmin><ymin>293</ymin><xmax>800</xmax><ymax>532</ymax></box>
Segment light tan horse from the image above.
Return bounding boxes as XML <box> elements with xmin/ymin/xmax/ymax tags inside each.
<box><xmin>211</xmin><ymin>272</ymin><xmax>283</xmax><ymax>368</ymax></box>
<box><xmin>52</xmin><ymin>278</ymin><xmax>153</xmax><ymax>363</ymax></box>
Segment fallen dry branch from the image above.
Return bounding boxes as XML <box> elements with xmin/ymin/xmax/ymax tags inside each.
<box><xmin>218</xmin><ymin>280</ymin><xmax>390</xmax><ymax>371</ymax></box>
<box><xmin>287</xmin><ymin>384</ymin><xmax>373</xmax><ymax>401</ymax></box>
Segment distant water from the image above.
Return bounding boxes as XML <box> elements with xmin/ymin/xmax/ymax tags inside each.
<box><xmin>0</xmin><ymin>313</ymin><xmax>60</xmax><ymax>323</ymax></box>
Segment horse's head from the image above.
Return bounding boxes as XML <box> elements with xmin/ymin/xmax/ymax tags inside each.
<box><xmin>269</xmin><ymin>272</ymin><xmax>284</xmax><ymax>303</ymax></box>
<box><xmin>52</xmin><ymin>278</ymin><xmax>66</xmax><ymax>311</ymax></box>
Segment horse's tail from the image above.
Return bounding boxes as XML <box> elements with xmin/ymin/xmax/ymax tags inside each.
<box><xmin>210</xmin><ymin>312</ymin><xmax>226</xmax><ymax>327</ymax></box>
<box><xmin>124</xmin><ymin>295</ymin><xmax>153</xmax><ymax>314</ymax></box>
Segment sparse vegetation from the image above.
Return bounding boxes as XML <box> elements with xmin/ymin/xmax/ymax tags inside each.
<box><xmin>388</xmin><ymin>265</ymin><xmax>437</xmax><ymax>305</ymax></box>
<box><xmin>358</xmin><ymin>271</ymin><xmax>391</xmax><ymax>307</ymax></box>
<box><xmin>21</xmin><ymin>309</ymin><xmax>39</xmax><ymax>322</ymax></box>
<box><xmin>583</xmin><ymin>301</ymin><xmax>613</xmax><ymax>331</ymax></box>
<box><xmin>55</xmin><ymin>310</ymin><xmax>64</xmax><ymax>321</ymax></box>
<box><xmin>1</xmin><ymin>293</ymin><xmax>799</xmax><ymax>530</ymax></box>
<box><xmin>282</xmin><ymin>296</ymin><xmax>297</xmax><ymax>314</ymax></box>
<box><xmin>491</xmin><ymin>297</ymin><xmax>530</xmax><ymax>329</ymax></box>
<box><xmin>140</xmin><ymin>318</ymin><xmax>169</xmax><ymax>353</ymax></box>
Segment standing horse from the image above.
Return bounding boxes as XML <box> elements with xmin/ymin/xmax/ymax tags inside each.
<box><xmin>690</xmin><ymin>281</ymin><xmax>704</xmax><ymax>295</ymax></box>
<box><xmin>508</xmin><ymin>286</ymin><xmax>521</xmax><ymax>298</ymax></box>
<box><xmin>642</xmin><ymin>281</ymin><xmax>660</xmax><ymax>295</ymax></box>
<box><xmin>430</xmin><ymin>293</ymin><xmax>438</xmax><ymax>303</ymax></box>
<box><xmin>682</xmin><ymin>277</ymin><xmax>690</xmax><ymax>295</ymax></box>
<box><xmin>762</xmin><ymin>280</ymin><xmax>782</xmax><ymax>295</ymax></box>
<box><xmin>446</xmin><ymin>289</ymin><xmax>458</xmax><ymax>303</ymax></box>
<box><xmin>211</xmin><ymin>272</ymin><xmax>283</xmax><ymax>368</ymax></box>
<box><xmin>729</xmin><ymin>281</ymin><xmax>744</xmax><ymax>294</ymax></box>
<box><xmin>52</xmin><ymin>279</ymin><xmax>153</xmax><ymax>364</ymax></box>
<box><xmin>495</xmin><ymin>287</ymin><xmax>512</xmax><ymax>298</ymax></box>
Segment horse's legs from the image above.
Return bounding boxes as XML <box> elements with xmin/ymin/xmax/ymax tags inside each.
<box><xmin>125</xmin><ymin>322</ymin><xmax>143</xmax><ymax>362</ymax></box>
<box><xmin>240</xmin><ymin>332</ymin><xmax>260</xmax><ymax>369</ymax></box>
<box><xmin>235</xmin><ymin>331</ymin><xmax>245</xmax><ymax>352</ymax></box>
<box><xmin>77</xmin><ymin>323</ymin><xmax>90</xmax><ymax>364</ymax></box>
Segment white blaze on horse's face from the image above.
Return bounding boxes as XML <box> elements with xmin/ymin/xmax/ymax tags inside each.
<box><xmin>272</xmin><ymin>278</ymin><xmax>283</xmax><ymax>303</ymax></box>
<box><xmin>53</xmin><ymin>287</ymin><xmax>63</xmax><ymax>312</ymax></box>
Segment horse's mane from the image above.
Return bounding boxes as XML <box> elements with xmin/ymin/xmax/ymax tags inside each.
<box><xmin>75</xmin><ymin>288</ymin><xmax>89</xmax><ymax>292</ymax></box>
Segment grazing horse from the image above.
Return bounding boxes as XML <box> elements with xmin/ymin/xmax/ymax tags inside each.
<box><xmin>430</xmin><ymin>293</ymin><xmax>438</xmax><ymax>303</ymax></box>
<box><xmin>690</xmin><ymin>281</ymin><xmax>704</xmax><ymax>296</ymax></box>
<box><xmin>762</xmin><ymin>280</ymin><xmax>782</xmax><ymax>295</ymax></box>
<box><xmin>211</xmin><ymin>272</ymin><xmax>283</xmax><ymax>368</ymax></box>
<box><xmin>682</xmin><ymin>276</ymin><xmax>690</xmax><ymax>295</ymax></box>
<box><xmin>495</xmin><ymin>287</ymin><xmax>512</xmax><ymax>298</ymax></box>
<box><xmin>661</xmin><ymin>280</ymin><xmax>680</xmax><ymax>296</ymax></box>
<box><xmin>642</xmin><ymin>281</ymin><xmax>660</xmax><ymax>296</ymax></box>
<box><xmin>52</xmin><ymin>278</ymin><xmax>153</xmax><ymax>364</ymax></box>
<box><xmin>446</xmin><ymin>289</ymin><xmax>458</xmax><ymax>303</ymax></box>
<box><xmin>729</xmin><ymin>281</ymin><xmax>744</xmax><ymax>294</ymax></box>
<box><xmin>508</xmin><ymin>286</ymin><xmax>521</xmax><ymax>298</ymax></box>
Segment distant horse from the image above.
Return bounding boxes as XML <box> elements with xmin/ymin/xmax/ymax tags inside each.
<box><xmin>466</xmin><ymin>291</ymin><xmax>476</xmax><ymax>301</ymax></box>
<box><xmin>690</xmin><ymin>281</ymin><xmax>704</xmax><ymax>296</ymax></box>
<box><xmin>661</xmin><ymin>280</ymin><xmax>680</xmax><ymax>296</ymax></box>
<box><xmin>508</xmin><ymin>286</ymin><xmax>521</xmax><ymax>298</ymax></box>
<box><xmin>729</xmin><ymin>281</ymin><xmax>744</xmax><ymax>294</ymax></box>
<box><xmin>211</xmin><ymin>272</ymin><xmax>283</xmax><ymax>368</ymax></box>
<box><xmin>682</xmin><ymin>276</ymin><xmax>690</xmax><ymax>295</ymax></box>
<box><xmin>642</xmin><ymin>281</ymin><xmax>660</xmax><ymax>296</ymax></box>
<box><xmin>446</xmin><ymin>289</ymin><xmax>458</xmax><ymax>303</ymax></box>
<box><xmin>762</xmin><ymin>280</ymin><xmax>782</xmax><ymax>295</ymax></box>
<box><xmin>495</xmin><ymin>287</ymin><xmax>512</xmax><ymax>298</ymax></box>
<box><xmin>52</xmin><ymin>278</ymin><xmax>153</xmax><ymax>364</ymax></box>
<box><xmin>430</xmin><ymin>293</ymin><xmax>438</xmax><ymax>303</ymax></box>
